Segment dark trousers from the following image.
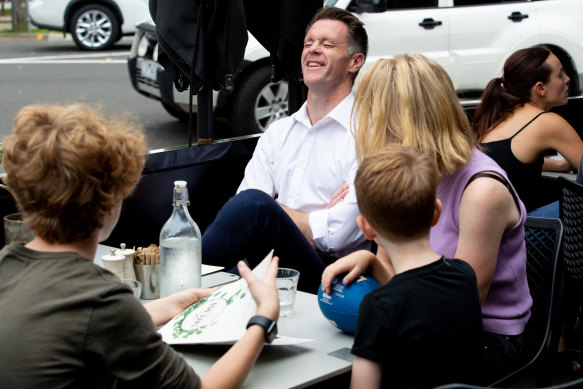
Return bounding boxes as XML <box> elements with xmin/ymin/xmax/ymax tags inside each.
<box><xmin>474</xmin><ymin>331</ymin><xmax>525</xmax><ymax>385</ymax></box>
<box><xmin>202</xmin><ymin>189</ymin><xmax>330</xmax><ymax>293</ymax></box>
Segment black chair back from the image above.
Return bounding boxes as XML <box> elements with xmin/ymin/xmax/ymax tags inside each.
<box><xmin>558</xmin><ymin>177</ymin><xmax>583</xmax><ymax>285</ymax></box>
<box><xmin>491</xmin><ymin>217</ymin><xmax>564</xmax><ymax>387</ymax></box>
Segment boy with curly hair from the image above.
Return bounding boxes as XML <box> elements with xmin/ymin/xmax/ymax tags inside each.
<box><xmin>0</xmin><ymin>104</ymin><xmax>279</xmax><ymax>388</ymax></box>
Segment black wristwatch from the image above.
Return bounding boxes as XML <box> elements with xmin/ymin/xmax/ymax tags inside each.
<box><xmin>246</xmin><ymin>315</ymin><xmax>278</xmax><ymax>344</ymax></box>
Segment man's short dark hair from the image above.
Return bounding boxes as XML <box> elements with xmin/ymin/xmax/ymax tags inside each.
<box><xmin>306</xmin><ymin>7</ymin><xmax>368</xmax><ymax>61</ymax></box>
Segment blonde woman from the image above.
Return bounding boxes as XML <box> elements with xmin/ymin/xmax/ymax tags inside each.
<box><xmin>322</xmin><ymin>54</ymin><xmax>530</xmax><ymax>385</ymax></box>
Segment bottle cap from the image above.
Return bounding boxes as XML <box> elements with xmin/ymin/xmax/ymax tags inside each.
<box><xmin>174</xmin><ymin>181</ymin><xmax>187</xmax><ymax>190</ymax></box>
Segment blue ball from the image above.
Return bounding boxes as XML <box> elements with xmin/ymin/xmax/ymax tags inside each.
<box><xmin>318</xmin><ymin>274</ymin><xmax>380</xmax><ymax>334</ymax></box>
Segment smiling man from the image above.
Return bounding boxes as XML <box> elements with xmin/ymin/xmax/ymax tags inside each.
<box><xmin>202</xmin><ymin>7</ymin><xmax>369</xmax><ymax>291</ymax></box>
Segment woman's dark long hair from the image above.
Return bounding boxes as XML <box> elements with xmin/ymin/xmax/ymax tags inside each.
<box><xmin>473</xmin><ymin>45</ymin><xmax>552</xmax><ymax>140</ymax></box>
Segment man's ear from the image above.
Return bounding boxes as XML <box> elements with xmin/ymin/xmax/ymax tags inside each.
<box><xmin>431</xmin><ymin>199</ymin><xmax>442</xmax><ymax>227</ymax></box>
<box><xmin>357</xmin><ymin>215</ymin><xmax>377</xmax><ymax>240</ymax></box>
<box><xmin>349</xmin><ymin>52</ymin><xmax>365</xmax><ymax>75</ymax></box>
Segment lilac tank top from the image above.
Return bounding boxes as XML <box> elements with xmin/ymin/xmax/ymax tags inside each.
<box><xmin>429</xmin><ymin>149</ymin><xmax>532</xmax><ymax>335</ymax></box>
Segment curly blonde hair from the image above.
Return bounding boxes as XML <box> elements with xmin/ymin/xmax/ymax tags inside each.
<box><xmin>2</xmin><ymin>104</ymin><xmax>147</xmax><ymax>243</ymax></box>
<box><xmin>353</xmin><ymin>54</ymin><xmax>476</xmax><ymax>176</ymax></box>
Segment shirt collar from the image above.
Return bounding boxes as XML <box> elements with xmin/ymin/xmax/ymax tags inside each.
<box><xmin>292</xmin><ymin>93</ymin><xmax>355</xmax><ymax>132</ymax></box>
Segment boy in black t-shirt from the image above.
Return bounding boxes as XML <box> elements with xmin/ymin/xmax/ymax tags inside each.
<box><xmin>345</xmin><ymin>145</ymin><xmax>482</xmax><ymax>388</ymax></box>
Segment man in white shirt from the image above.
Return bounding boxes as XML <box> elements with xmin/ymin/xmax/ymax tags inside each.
<box><xmin>203</xmin><ymin>7</ymin><xmax>369</xmax><ymax>292</ymax></box>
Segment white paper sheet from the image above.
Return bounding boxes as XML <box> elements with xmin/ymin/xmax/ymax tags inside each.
<box><xmin>158</xmin><ymin>250</ymin><xmax>312</xmax><ymax>346</ymax></box>
<box><xmin>201</xmin><ymin>264</ymin><xmax>224</xmax><ymax>276</ymax></box>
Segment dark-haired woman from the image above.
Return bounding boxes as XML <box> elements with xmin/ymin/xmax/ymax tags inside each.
<box><xmin>473</xmin><ymin>45</ymin><xmax>583</xmax><ymax>217</ymax></box>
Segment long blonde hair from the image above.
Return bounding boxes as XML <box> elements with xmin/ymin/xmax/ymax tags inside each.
<box><xmin>353</xmin><ymin>54</ymin><xmax>476</xmax><ymax>176</ymax></box>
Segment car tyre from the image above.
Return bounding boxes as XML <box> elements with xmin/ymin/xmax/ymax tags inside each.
<box><xmin>70</xmin><ymin>4</ymin><xmax>120</xmax><ymax>51</ymax></box>
<box><xmin>229</xmin><ymin>64</ymin><xmax>289</xmax><ymax>135</ymax></box>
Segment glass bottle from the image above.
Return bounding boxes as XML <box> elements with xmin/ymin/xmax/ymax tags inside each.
<box><xmin>159</xmin><ymin>180</ymin><xmax>202</xmax><ymax>297</ymax></box>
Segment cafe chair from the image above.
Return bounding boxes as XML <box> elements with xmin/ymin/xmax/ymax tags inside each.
<box><xmin>558</xmin><ymin>177</ymin><xmax>583</xmax><ymax>352</ymax></box>
<box><xmin>434</xmin><ymin>375</ymin><xmax>583</xmax><ymax>389</ymax></box>
<box><xmin>490</xmin><ymin>217</ymin><xmax>565</xmax><ymax>388</ymax></box>
<box><xmin>559</xmin><ymin>177</ymin><xmax>583</xmax><ymax>283</ymax></box>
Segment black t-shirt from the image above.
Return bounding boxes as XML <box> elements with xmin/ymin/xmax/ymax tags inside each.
<box><xmin>352</xmin><ymin>257</ymin><xmax>482</xmax><ymax>389</ymax></box>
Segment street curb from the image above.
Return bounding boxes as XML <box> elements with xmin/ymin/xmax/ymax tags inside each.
<box><xmin>0</xmin><ymin>32</ymin><xmax>71</xmax><ymax>41</ymax></box>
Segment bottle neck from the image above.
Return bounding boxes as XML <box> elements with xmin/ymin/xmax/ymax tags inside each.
<box><xmin>173</xmin><ymin>189</ymin><xmax>189</xmax><ymax>208</ymax></box>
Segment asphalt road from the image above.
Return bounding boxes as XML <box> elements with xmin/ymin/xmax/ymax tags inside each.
<box><xmin>0</xmin><ymin>38</ymin><xmax>229</xmax><ymax>152</ymax></box>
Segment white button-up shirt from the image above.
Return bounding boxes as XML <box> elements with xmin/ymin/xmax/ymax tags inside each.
<box><xmin>238</xmin><ymin>93</ymin><xmax>366</xmax><ymax>255</ymax></box>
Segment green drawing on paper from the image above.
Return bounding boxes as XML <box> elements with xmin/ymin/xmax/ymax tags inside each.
<box><xmin>172</xmin><ymin>288</ymin><xmax>246</xmax><ymax>339</ymax></box>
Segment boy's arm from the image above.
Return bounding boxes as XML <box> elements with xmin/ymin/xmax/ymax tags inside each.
<box><xmin>351</xmin><ymin>356</ymin><xmax>382</xmax><ymax>389</ymax></box>
<box><xmin>200</xmin><ymin>259</ymin><xmax>280</xmax><ymax>389</ymax></box>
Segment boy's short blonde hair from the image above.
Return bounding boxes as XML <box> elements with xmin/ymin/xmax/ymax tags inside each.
<box><xmin>355</xmin><ymin>145</ymin><xmax>437</xmax><ymax>241</ymax></box>
<box><xmin>2</xmin><ymin>104</ymin><xmax>147</xmax><ymax>243</ymax></box>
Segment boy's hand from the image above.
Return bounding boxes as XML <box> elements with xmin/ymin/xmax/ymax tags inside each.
<box><xmin>321</xmin><ymin>250</ymin><xmax>376</xmax><ymax>294</ymax></box>
<box><xmin>167</xmin><ymin>288</ymin><xmax>215</xmax><ymax>314</ymax></box>
<box><xmin>238</xmin><ymin>256</ymin><xmax>280</xmax><ymax>321</ymax></box>
<box><xmin>145</xmin><ymin>288</ymin><xmax>215</xmax><ymax>326</ymax></box>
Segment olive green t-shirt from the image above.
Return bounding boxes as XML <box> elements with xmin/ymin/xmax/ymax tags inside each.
<box><xmin>0</xmin><ymin>243</ymin><xmax>201</xmax><ymax>389</ymax></box>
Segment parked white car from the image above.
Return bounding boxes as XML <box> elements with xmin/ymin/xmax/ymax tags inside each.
<box><xmin>29</xmin><ymin>0</ymin><xmax>151</xmax><ymax>50</ymax></box>
<box><xmin>128</xmin><ymin>0</ymin><xmax>583</xmax><ymax>134</ymax></box>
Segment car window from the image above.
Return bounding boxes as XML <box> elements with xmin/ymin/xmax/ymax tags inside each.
<box><xmin>352</xmin><ymin>0</ymin><xmax>438</xmax><ymax>11</ymax></box>
<box><xmin>454</xmin><ymin>0</ymin><xmax>528</xmax><ymax>5</ymax></box>
<box><xmin>387</xmin><ymin>0</ymin><xmax>438</xmax><ymax>8</ymax></box>
<box><xmin>346</xmin><ymin>0</ymin><xmax>439</xmax><ymax>12</ymax></box>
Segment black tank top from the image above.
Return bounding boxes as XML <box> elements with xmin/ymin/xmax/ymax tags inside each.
<box><xmin>480</xmin><ymin>112</ymin><xmax>546</xmax><ymax>212</ymax></box>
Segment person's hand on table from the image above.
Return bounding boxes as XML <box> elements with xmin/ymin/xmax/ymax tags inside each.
<box><xmin>238</xmin><ymin>256</ymin><xmax>279</xmax><ymax>321</ymax></box>
<box><xmin>321</xmin><ymin>250</ymin><xmax>378</xmax><ymax>294</ymax></box>
<box><xmin>145</xmin><ymin>288</ymin><xmax>215</xmax><ymax>326</ymax></box>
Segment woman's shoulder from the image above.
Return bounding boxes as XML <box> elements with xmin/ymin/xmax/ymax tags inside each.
<box><xmin>534</xmin><ymin>111</ymin><xmax>575</xmax><ymax>134</ymax></box>
<box><xmin>520</xmin><ymin>110</ymin><xmax>569</xmax><ymax>131</ymax></box>
<box><xmin>518</xmin><ymin>111</ymin><xmax>579</xmax><ymax>150</ymax></box>
<box><xmin>460</xmin><ymin>168</ymin><xmax>524</xmax><ymax>230</ymax></box>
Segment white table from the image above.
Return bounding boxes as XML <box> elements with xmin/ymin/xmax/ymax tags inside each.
<box><xmin>175</xmin><ymin>291</ymin><xmax>354</xmax><ymax>389</ymax></box>
<box><xmin>95</xmin><ymin>245</ymin><xmax>355</xmax><ymax>388</ymax></box>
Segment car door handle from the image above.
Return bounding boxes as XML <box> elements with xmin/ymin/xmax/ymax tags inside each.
<box><xmin>508</xmin><ymin>11</ymin><xmax>529</xmax><ymax>22</ymax></box>
<box><xmin>418</xmin><ymin>18</ymin><xmax>443</xmax><ymax>30</ymax></box>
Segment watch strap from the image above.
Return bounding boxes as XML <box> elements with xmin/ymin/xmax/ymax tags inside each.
<box><xmin>246</xmin><ymin>315</ymin><xmax>277</xmax><ymax>343</ymax></box>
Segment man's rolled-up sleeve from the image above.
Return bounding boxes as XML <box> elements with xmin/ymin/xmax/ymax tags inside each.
<box><xmin>308</xmin><ymin>178</ymin><xmax>365</xmax><ymax>253</ymax></box>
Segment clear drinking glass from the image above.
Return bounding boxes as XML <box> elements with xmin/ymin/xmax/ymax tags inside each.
<box><xmin>276</xmin><ymin>268</ymin><xmax>300</xmax><ymax>317</ymax></box>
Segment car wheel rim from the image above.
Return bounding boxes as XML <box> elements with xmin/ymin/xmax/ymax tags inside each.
<box><xmin>254</xmin><ymin>80</ymin><xmax>289</xmax><ymax>132</ymax></box>
<box><xmin>75</xmin><ymin>10</ymin><xmax>113</xmax><ymax>48</ymax></box>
